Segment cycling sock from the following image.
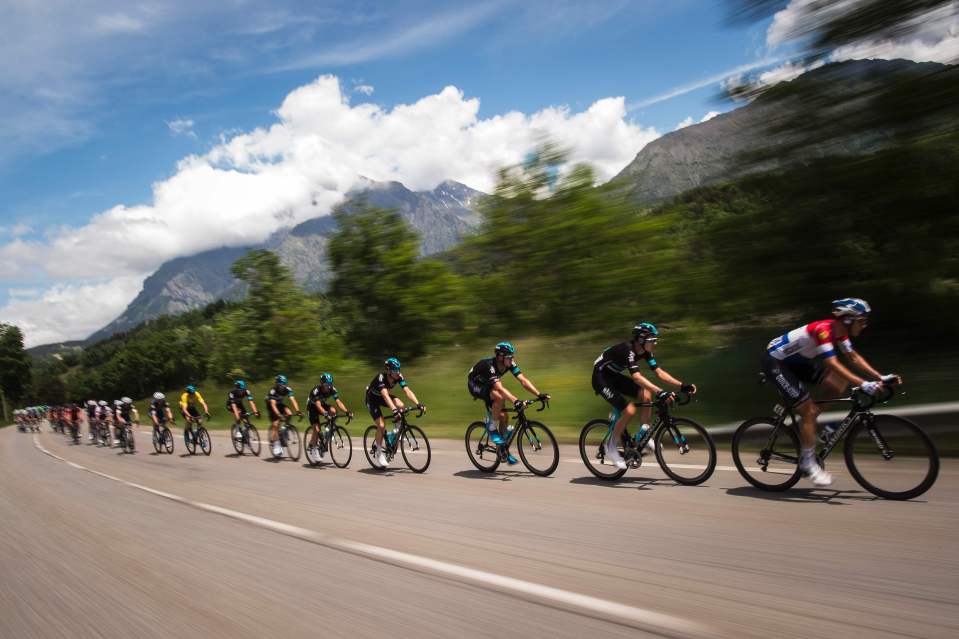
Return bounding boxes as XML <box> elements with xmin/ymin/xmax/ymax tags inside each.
<box><xmin>800</xmin><ymin>448</ymin><xmax>815</xmax><ymax>467</ymax></box>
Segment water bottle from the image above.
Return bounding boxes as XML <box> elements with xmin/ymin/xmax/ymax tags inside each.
<box><xmin>821</xmin><ymin>422</ymin><xmax>839</xmax><ymax>444</ymax></box>
<box><xmin>635</xmin><ymin>424</ymin><xmax>649</xmax><ymax>443</ymax></box>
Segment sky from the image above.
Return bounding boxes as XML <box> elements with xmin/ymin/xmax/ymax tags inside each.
<box><xmin>1</xmin><ymin>0</ymin><xmax>957</xmax><ymax>346</ymax></box>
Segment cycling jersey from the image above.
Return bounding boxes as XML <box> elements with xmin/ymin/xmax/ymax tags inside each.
<box><xmin>308</xmin><ymin>384</ymin><xmax>339</xmax><ymax>405</ymax></box>
<box><xmin>593</xmin><ymin>342</ymin><xmax>658</xmax><ymax>375</ymax></box>
<box><xmin>767</xmin><ymin>319</ymin><xmax>854</xmax><ymax>362</ymax></box>
<box><xmin>226</xmin><ymin>388</ymin><xmax>253</xmax><ymax>406</ymax></box>
<box><xmin>118</xmin><ymin>405</ymin><xmax>134</xmax><ymax>422</ymax></box>
<box><xmin>150</xmin><ymin>399</ymin><xmax>169</xmax><ymax>420</ymax></box>
<box><xmin>468</xmin><ymin>358</ymin><xmax>521</xmax><ymax>386</ymax></box>
<box><xmin>266</xmin><ymin>384</ymin><xmax>294</xmax><ymax>405</ymax></box>
<box><xmin>180</xmin><ymin>391</ymin><xmax>205</xmax><ymax>408</ymax></box>
<box><xmin>366</xmin><ymin>373</ymin><xmax>407</xmax><ymax>399</ymax></box>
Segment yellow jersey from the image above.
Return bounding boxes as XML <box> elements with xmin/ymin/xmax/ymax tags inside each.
<box><xmin>180</xmin><ymin>391</ymin><xmax>205</xmax><ymax>408</ymax></box>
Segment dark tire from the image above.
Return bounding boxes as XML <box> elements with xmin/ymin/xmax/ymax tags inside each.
<box><xmin>197</xmin><ymin>427</ymin><xmax>211</xmax><ymax>456</ymax></box>
<box><xmin>363</xmin><ymin>425</ymin><xmax>385</xmax><ymax>470</ymax></box>
<box><xmin>731</xmin><ymin>417</ymin><xmax>801</xmax><ymax>491</ymax></box>
<box><xmin>152</xmin><ymin>428</ymin><xmax>162</xmax><ymax>453</ymax></box>
<box><xmin>231</xmin><ymin>424</ymin><xmax>244</xmax><ymax>454</ymax></box>
<box><xmin>329</xmin><ymin>426</ymin><xmax>352</xmax><ymax>468</ymax></box>
<box><xmin>579</xmin><ymin>419</ymin><xmax>627</xmax><ymax>481</ymax></box>
<box><xmin>304</xmin><ymin>425</ymin><xmax>322</xmax><ymax>466</ymax></box>
<box><xmin>654</xmin><ymin>418</ymin><xmax>716</xmax><ymax>485</ymax></box>
<box><xmin>185</xmin><ymin>427</ymin><xmax>196</xmax><ymax>455</ymax></box>
<box><xmin>844</xmin><ymin>414</ymin><xmax>939</xmax><ymax>500</ymax></box>
<box><xmin>246</xmin><ymin>424</ymin><xmax>261</xmax><ymax>456</ymax></box>
<box><xmin>283</xmin><ymin>424</ymin><xmax>301</xmax><ymax>461</ymax></box>
<box><xmin>401</xmin><ymin>425</ymin><xmax>431</xmax><ymax>473</ymax></box>
<box><xmin>465</xmin><ymin>421</ymin><xmax>501</xmax><ymax>472</ymax></box>
<box><xmin>125</xmin><ymin>427</ymin><xmax>136</xmax><ymax>454</ymax></box>
<box><xmin>517</xmin><ymin>421</ymin><xmax>559</xmax><ymax>477</ymax></box>
<box><xmin>162</xmin><ymin>427</ymin><xmax>174</xmax><ymax>454</ymax></box>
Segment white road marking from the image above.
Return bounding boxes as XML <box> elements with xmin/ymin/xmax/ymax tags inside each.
<box><xmin>31</xmin><ymin>433</ymin><xmax>708</xmax><ymax>637</ymax></box>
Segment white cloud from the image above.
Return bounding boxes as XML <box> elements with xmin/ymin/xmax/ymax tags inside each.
<box><xmin>167</xmin><ymin>118</ymin><xmax>197</xmax><ymax>139</ymax></box>
<box><xmin>674</xmin><ymin>110</ymin><xmax>721</xmax><ymax>131</ymax></box>
<box><xmin>94</xmin><ymin>13</ymin><xmax>146</xmax><ymax>34</ymax></box>
<box><xmin>354</xmin><ymin>84</ymin><xmax>375</xmax><ymax>96</ymax></box>
<box><xmin>0</xmin><ymin>75</ymin><xmax>660</xmax><ymax>345</ymax></box>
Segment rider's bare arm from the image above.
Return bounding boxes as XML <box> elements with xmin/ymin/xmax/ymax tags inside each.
<box><xmin>822</xmin><ymin>356</ymin><xmax>867</xmax><ymax>386</ymax></box>
<box><xmin>334</xmin><ymin>398</ymin><xmax>349</xmax><ymax>414</ymax></box>
<box><xmin>515</xmin><ymin>373</ymin><xmax>541</xmax><ymax>398</ymax></box>
<box><xmin>290</xmin><ymin>397</ymin><xmax>301</xmax><ymax>413</ymax></box>
<box><xmin>314</xmin><ymin>398</ymin><xmax>328</xmax><ymax>416</ymax></box>
<box><xmin>380</xmin><ymin>388</ymin><xmax>398</xmax><ymax>412</ymax></box>
<box><xmin>491</xmin><ymin>378</ymin><xmax>517</xmax><ymax>403</ymax></box>
<box><xmin>630</xmin><ymin>371</ymin><xmax>663</xmax><ymax>395</ymax></box>
<box><xmin>403</xmin><ymin>386</ymin><xmax>420</xmax><ymax>406</ymax></box>
<box><xmin>845</xmin><ymin>351</ymin><xmax>883</xmax><ymax>381</ymax></box>
<box><xmin>653</xmin><ymin>367</ymin><xmax>687</xmax><ymax>389</ymax></box>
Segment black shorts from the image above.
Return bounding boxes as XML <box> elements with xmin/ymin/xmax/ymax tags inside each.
<box><xmin>226</xmin><ymin>402</ymin><xmax>249</xmax><ymax>417</ymax></box>
<box><xmin>184</xmin><ymin>405</ymin><xmax>200</xmax><ymax>418</ymax></box>
<box><xmin>268</xmin><ymin>403</ymin><xmax>289</xmax><ymax>420</ymax></box>
<box><xmin>763</xmin><ymin>354</ymin><xmax>824</xmax><ymax>408</ymax></box>
<box><xmin>365</xmin><ymin>393</ymin><xmax>397</xmax><ymax>420</ymax></box>
<box><xmin>591</xmin><ymin>367</ymin><xmax>640</xmax><ymax>412</ymax></box>
<box><xmin>467</xmin><ymin>377</ymin><xmax>492</xmax><ymax>408</ymax></box>
<box><xmin>308</xmin><ymin>402</ymin><xmax>333</xmax><ymax>425</ymax></box>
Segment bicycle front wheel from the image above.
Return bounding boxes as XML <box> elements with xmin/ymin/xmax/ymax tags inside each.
<box><xmin>465</xmin><ymin>421</ymin><xmax>500</xmax><ymax>472</ymax></box>
<box><xmin>517</xmin><ymin>421</ymin><xmax>559</xmax><ymax>476</ymax></box>
<box><xmin>245</xmin><ymin>424</ymin><xmax>261</xmax><ymax>456</ymax></box>
<box><xmin>731</xmin><ymin>417</ymin><xmax>801</xmax><ymax>491</ymax></box>
<box><xmin>125</xmin><ymin>428</ymin><xmax>136</xmax><ymax>454</ymax></box>
<box><xmin>362</xmin><ymin>426</ymin><xmax>384</xmax><ymax>470</ymax></box>
<box><xmin>579</xmin><ymin>419</ymin><xmax>627</xmax><ymax>481</ymax></box>
<box><xmin>844</xmin><ymin>414</ymin><xmax>939</xmax><ymax>500</ymax></box>
<box><xmin>152</xmin><ymin>429</ymin><xmax>161</xmax><ymax>453</ymax></box>
<box><xmin>197</xmin><ymin>427</ymin><xmax>211</xmax><ymax>456</ymax></box>
<box><xmin>329</xmin><ymin>426</ymin><xmax>352</xmax><ymax>468</ymax></box>
<box><xmin>162</xmin><ymin>427</ymin><xmax>174</xmax><ymax>454</ymax></box>
<box><xmin>401</xmin><ymin>425</ymin><xmax>431</xmax><ymax>473</ymax></box>
<box><xmin>283</xmin><ymin>425</ymin><xmax>301</xmax><ymax>461</ymax></box>
<box><xmin>654</xmin><ymin>418</ymin><xmax>716</xmax><ymax>485</ymax></box>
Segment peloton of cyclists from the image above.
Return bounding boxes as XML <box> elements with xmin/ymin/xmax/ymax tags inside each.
<box><xmin>592</xmin><ymin>323</ymin><xmax>697</xmax><ymax>470</ymax></box>
<box><xmin>467</xmin><ymin>342</ymin><xmax>549</xmax><ymax>464</ymax></box>
<box><xmin>365</xmin><ymin>358</ymin><xmax>425</xmax><ymax>468</ymax></box>
<box><xmin>764</xmin><ymin>298</ymin><xmax>900</xmax><ymax>487</ymax></box>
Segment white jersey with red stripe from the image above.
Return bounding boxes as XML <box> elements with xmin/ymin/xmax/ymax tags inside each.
<box><xmin>767</xmin><ymin>319</ymin><xmax>854</xmax><ymax>362</ymax></box>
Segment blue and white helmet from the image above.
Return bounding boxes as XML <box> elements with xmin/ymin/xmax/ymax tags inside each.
<box><xmin>831</xmin><ymin>298</ymin><xmax>871</xmax><ymax>320</ymax></box>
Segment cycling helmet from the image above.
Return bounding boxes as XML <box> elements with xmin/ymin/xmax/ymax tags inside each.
<box><xmin>153</xmin><ymin>392</ymin><xmax>165</xmax><ymax>401</ymax></box>
<box><xmin>275</xmin><ymin>374</ymin><xmax>288</xmax><ymax>385</ymax></box>
<box><xmin>385</xmin><ymin>357</ymin><xmax>401</xmax><ymax>372</ymax></box>
<box><xmin>122</xmin><ymin>397</ymin><xmax>132</xmax><ymax>405</ymax></box>
<box><xmin>494</xmin><ymin>341</ymin><xmax>516</xmax><ymax>357</ymax></box>
<box><xmin>185</xmin><ymin>385</ymin><xmax>197</xmax><ymax>394</ymax></box>
<box><xmin>98</xmin><ymin>400</ymin><xmax>107</xmax><ymax>407</ymax></box>
<box><xmin>234</xmin><ymin>380</ymin><xmax>247</xmax><ymax>390</ymax></box>
<box><xmin>632</xmin><ymin>322</ymin><xmax>659</xmax><ymax>341</ymax></box>
<box><xmin>319</xmin><ymin>373</ymin><xmax>333</xmax><ymax>386</ymax></box>
<box><xmin>114</xmin><ymin>400</ymin><xmax>122</xmax><ymax>406</ymax></box>
<box><xmin>831</xmin><ymin>298</ymin><xmax>871</xmax><ymax>322</ymax></box>
<box><xmin>87</xmin><ymin>399</ymin><xmax>96</xmax><ymax>406</ymax></box>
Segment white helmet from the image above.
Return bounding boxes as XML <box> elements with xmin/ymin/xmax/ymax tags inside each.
<box><xmin>122</xmin><ymin>397</ymin><xmax>132</xmax><ymax>404</ymax></box>
<box><xmin>114</xmin><ymin>399</ymin><xmax>122</xmax><ymax>406</ymax></box>
<box><xmin>87</xmin><ymin>399</ymin><xmax>95</xmax><ymax>406</ymax></box>
<box><xmin>153</xmin><ymin>392</ymin><xmax>165</xmax><ymax>401</ymax></box>
<box><xmin>98</xmin><ymin>400</ymin><xmax>107</xmax><ymax>407</ymax></box>
<box><xmin>831</xmin><ymin>297</ymin><xmax>871</xmax><ymax>323</ymax></box>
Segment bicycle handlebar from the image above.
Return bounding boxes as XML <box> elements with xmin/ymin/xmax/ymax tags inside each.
<box><xmin>394</xmin><ymin>405</ymin><xmax>426</xmax><ymax>419</ymax></box>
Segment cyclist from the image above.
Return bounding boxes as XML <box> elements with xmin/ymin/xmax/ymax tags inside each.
<box><xmin>149</xmin><ymin>392</ymin><xmax>175</xmax><ymax>436</ymax></box>
<box><xmin>266</xmin><ymin>374</ymin><xmax>302</xmax><ymax>458</ymax></box>
<box><xmin>96</xmin><ymin>400</ymin><xmax>112</xmax><ymax>442</ymax></box>
<box><xmin>180</xmin><ymin>385</ymin><xmax>211</xmax><ymax>422</ymax></box>
<box><xmin>226</xmin><ymin>380</ymin><xmax>260</xmax><ymax>440</ymax></box>
<box><xmin>85</xmin><ymin>400</ymin><xmax>97</xmax><ymax>440</ymax></box>
<box><xmin>365</xmin><ymin>358</ymin><xmax>425</xmax><ymax>468</ymax></box>
<box><xmin>467</xmin><ymin>342</ymin><xmax>549</xmax><ymax>464</ymax></box>
<box><xmin>764</xmin><ymin>298</ymin><xmax>899</xmax><ymax>487</ymax></box>
<box><xmin>306</xmin><ymin>373</ymin><xmax>352</xmax><ymax>459</ymax></box>
<box><xmin>115</xmin><ymin>397</ymin><xmax>139</xmax><ymax>446</ymax></box>
<box><xmin>592</xmin><ymin>323</ymin><xmax>697</xmax><ymax>470</ymax></box>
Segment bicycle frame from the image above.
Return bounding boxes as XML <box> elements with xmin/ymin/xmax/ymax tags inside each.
<box><xmin>496</xmin><ymin>398</ymin><xmax>549</xmax><ymax>450</ymax></box>
<box><xmin>608</xmin><ymin>393</ymin><xmax>691</xmax><ymax>455</ymax></box>
<box><xmin>381</xmin><ymin>407</ymin><xmax>423</xmax><ymax>456</ymax></box>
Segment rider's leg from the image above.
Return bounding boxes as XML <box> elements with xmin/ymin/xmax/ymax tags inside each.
<box><xmin>611</xmin><ymin>403</ymin><xmax>637</xmax><ymax>443</ymax></box>
<box><xmin>637</xmin><ymin>387</ymin><xmax>653</xmax><ymax>428</ymax></box>
<box><xmin>795</xmin><ymin>398</ymin><xmax>821</xmax><ymax>457</ymax></box>
<box><xmin>490</xmin><ymin>389</ymin><xmax>506</xmax><ymax>434</ymax></box>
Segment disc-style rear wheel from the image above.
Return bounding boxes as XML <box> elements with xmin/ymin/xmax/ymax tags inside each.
<box><xmin>465</xmin><ymin>421</ymin><xmax>500</xmax><ymax>472</ymax></box>
<box><xmin>579</xmin><ymin>419</ymin><xmax>627</xmax><ymax>481</ymax></box>
<box><xmin>844</xmin><ymin>414</ymin><xmax>939</xmax><ymax>500</ymax></box>
<box><xmin>517</xmin><ymin>421</ymin><xmax>559</xmax><ymax>477</ymax></box>
<box><xmin>329</xmin><ymin>426</ymin><xmax>352</xmax><ymax>468</ymax></box>
<box><xmin>401</xmin><ymin>425</ymin><xmax>431</xmax><ymax>473</ymax></box>
<box><xmin>654</xmin><ymin>418</ymin><xmax>716</xmax><ymax>485</ymax></box>
<box><xmin>731</xmin><ymin>417</ymin><xmax>801</xmax><ymax>491</ymax></box>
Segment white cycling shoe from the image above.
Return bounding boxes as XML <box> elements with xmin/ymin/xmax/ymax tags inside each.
<box><xmin>377</xmin><ymin>451</ymin><xmax>388</xmax><ymax>468</ymax></box>
<box><xmin>801</xmin><ymin>463</ymin><xmax>833</xmax><ymax>487</ymax></box>
<box><xmin>272</xmin><ymin>444</ymin><xmax>283</xmax><ymax>458</ymax></box>
<box><xmin>605</xmin><ymin>443</ymin><xmax>627</xmax><ymax>470</ymax></box>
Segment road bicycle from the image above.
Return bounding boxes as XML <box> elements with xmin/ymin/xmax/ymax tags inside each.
<box><xmin>230</xmin><ymin>410</ymin><xmax>261</xmax><ymax>456</ymax></box>
<box><xmin>305</xmin><ymin>412</ymin><xmax>353</xmax><ymax>468</ymax></box>
<box><xmin>183</xmin><ymin>414</ymin><xmax>212</xmax><ymax>456</ymax></box>
<box><xmin>465</xmin><ymin>397</ymin><xmax>559</xmax><ymax>476</ymax></box>
<box><xmin>579</xmin><ymin>392</ymin><xmax>717</xmax><ymax>485</ymax></box>
<box><xmin>152</xmin><ymin>421</ymin><xmax>175</xmax><ymax>454</ymax></box>
<box><xmin>270</xmin><ymin>413</ymin><xmax>302</xmax><ymax>461</ymax></box>
<box><xmin>363</xmin><ymin>405</ymin><xmax>431</xmax><ymax>472</ymax></box>
<box><xmin>732</xmin><ymin>380</ymin><xmax>939</xmax><ymax>500</ymax></box>
<box><xmin>97</xmin><ymin>419</ymin><xmax>113</xmax><ymax>447</ymax></box>
<box><xmin>117</xmin><ymin>420</ymin><xmax>137</xmax><ymax>454</ymax></box>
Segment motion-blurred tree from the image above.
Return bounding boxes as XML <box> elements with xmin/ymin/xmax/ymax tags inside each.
<box><xmin>0</xmin><ymin>323</ymin><xmax>31</xmax><ymax>418</ymax></box>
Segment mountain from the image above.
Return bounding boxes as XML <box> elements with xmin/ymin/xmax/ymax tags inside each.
<box><xmin>87</xmin><ymin>180</ymin><xmax>484</xmax><ymax>342</ymax></box>
<box><xmin>610</xmin><ymin>59</ymin><xmax>958</xmax><ymax>204</ymax></box>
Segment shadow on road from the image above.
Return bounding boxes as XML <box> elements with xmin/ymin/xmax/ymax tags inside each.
<box><xmin>569</xmin><ymin>475</ymin><xmax>674</xmax><ymax>490</ymax></box>
<box><xmin>453</xmin><ymin>469</ymin><xmax>544</xmax><ymax>481</ymax></box>
<box><xmin>724</xmin><ymin>485</ymin><xmax>887</xmax><ymax>504</ymax></box>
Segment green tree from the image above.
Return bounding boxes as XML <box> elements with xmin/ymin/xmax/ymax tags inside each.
<box><xmin>0</xmin><ymin>323</ymin><xmax>32</xmax><ymax>418</ymax></box>
<box><xmin>327</xmin><ymin>201</ymin><xmax>467</xmax><ymax>360</ymax></box>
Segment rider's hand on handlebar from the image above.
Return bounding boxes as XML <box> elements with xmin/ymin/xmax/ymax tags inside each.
<box><xmin>860</xmin><ymin>381</ymin><xmax>882</xmax><ymax>396</ymax></box>
<box><xmin>880</xmin><ymin>374</ymin><xmax>901</xmax><ymax>386</ymax></box>
<box><xmin>537</xmin><ymin>393</ymin><xmax>550</xmax><ymax>401</ymax></box>
<box><xmin>416</xmin><ymin>403</ymin><xmax>427</xmax><ymax>414</ymax></box>
<box><xmin>513</xmin><ymin>399</ymin><xmax>525</xmax><ymax>411</ymax></box>
<box><xmin>657</xmin><ymin>390</ymin><xmax>676</xmax><ymax>403</ymax></box>
<box><xmin>391</xmin><ymin>407</ymin><xmax>402</xmax><ymax>418</ymax></box>
<box><xmin>296</xmin><ymin>410</ymin><xmax>303</xmax><ymax>418</ymax></box>
<box><xmin>204</xmin><ymin>412</ymin><xmax>211</xmax><ymax>419</ymax></box>
<box><xmin>680</xmin><ymin>383</ymin><xmax>696</xmax><ymax>394</ymax></box>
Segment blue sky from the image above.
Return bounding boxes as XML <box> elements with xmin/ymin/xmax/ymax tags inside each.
<box><xmin>1</xmin><ymin>0</ymin><xmax>954</xmax><ymax>345</ymax></box>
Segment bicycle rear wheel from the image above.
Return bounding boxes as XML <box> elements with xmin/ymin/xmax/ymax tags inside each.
<box><xmin>329</xmin><ymin>426</ymin><xmax>352</xmax><ymax>468</ymax></box>
<box><xmin>125</xmin><ymin>428</ymin><xmax>136</xmax><ymax>454</ymax></box>
<box><xmin>844</xmin><ymin>415</ymin><xmax>939</xmax><ymax>500</ymax></box>
<box><xmin>245</xmin><ymin>424</ymin><xmax>261</xmax><ymax>456</ymax></box>
<box><xmin>362</xmin><ymin>426</ymin><xmax>385</xmax><ymax>470</ymax></box>
<box><xmin>731</xmin><ymin>417</ymin><xmax>801</xmax><ymax>491</ymax></box>
<box><xmin>152</xmin><ymin>428</ymin><xmax>162</xmax><ymax>453</ymax></box>
<box><xmin>465</xmin><ymin>421</ymin><xmax>501</xmax><ymax>472</ymax></box>
<box><xmin>579</xmin><ymin>419</ymin><xmax>627</xmax><ymax>481</ymax></box>
<box><xmin>654</xmin><ymin>418</ymin><xmax>716</xmax><ymax>485</ymax></box>
<box><xmin>231</xmin><ymin>424</ymin><xmax>244</xmax><ymax>454</ymax></box>
<box><xmin>401</xmin><ymin>425</ymin><xmax>431</xmax><ymax>473</ymax></box>
<box><xmin>184</xmin><ymin>427</ymin><xmax>196</xmax><ymax>454</ymax></box>
<box><xmin>197</xmin><ymin>427</ymin><xmax>211</xmax><ymax>456</ymax></box>
<box><xmin>517</xmin><ymin>421</ymin><xmax>559</xmax><ymax>477</ymax></box>
<box><xmin>283</xmin><ymin>425</ymin><xmax>301</xmax><ymax>461</ymax></box>
<box><xmin>304</xmin><ymin>425</ymin><xmax>322</xmax><ymax>466</ymax></box>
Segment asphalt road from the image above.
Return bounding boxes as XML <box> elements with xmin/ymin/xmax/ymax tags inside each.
<box><xmin>2</xmin><ymin>425</ymin><xmax>957</xmax><ymax>638</ymax></box>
